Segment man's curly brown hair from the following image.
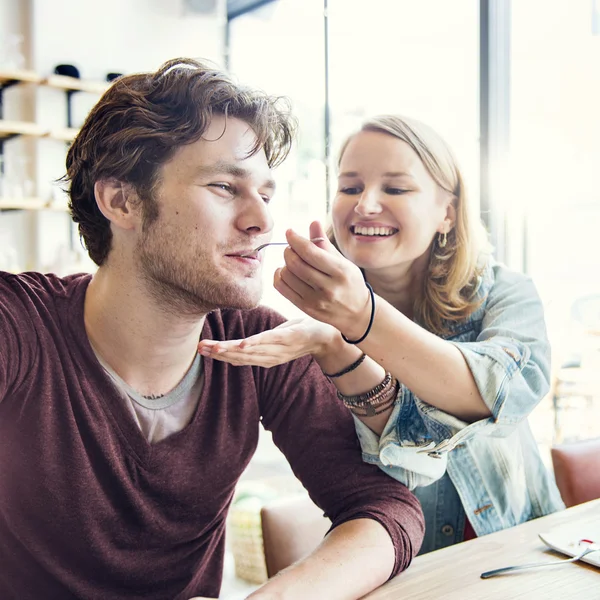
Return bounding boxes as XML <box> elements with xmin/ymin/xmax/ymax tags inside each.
<box><xmin>64</xmin><ymin>57</ymin><xmax>296</xmax><ymax>266</ymax></box>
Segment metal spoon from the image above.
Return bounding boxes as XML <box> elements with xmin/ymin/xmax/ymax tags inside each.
<box><xmin>253</xmin><ymin>242</ymin><xmax>289</xmax><ymax>253</ymax></box>
<box><xmin>480</xmin><ymin>542</ymin><xmax>600</xmax><ymax>579</ymax></box>
<box><xmin>240</xmin><ymin>238</ymin><xmax>326</xmax><ymax>258</ymax></box>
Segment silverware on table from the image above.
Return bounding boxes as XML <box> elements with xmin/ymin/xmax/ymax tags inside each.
<box><xmin>480</xmin><ymin>542</ymin><xmax>600</xmax><ymax>579</ymax></box>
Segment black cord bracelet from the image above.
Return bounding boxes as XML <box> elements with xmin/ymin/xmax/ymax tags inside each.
<box><xmin>322</xmin><ymin>352</ymin><xmax>366</xmax><ymax>379</ymax></box>
<box><xmin>342</xmin><ymin>282</ymin><xmax>375</xmax><ymax>345</ymax></box>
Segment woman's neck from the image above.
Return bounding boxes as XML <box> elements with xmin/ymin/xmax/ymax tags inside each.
<box><xmin>365</xmin><ymin>254</ymin><xmax>429</xmax><ymax>319</ymax></box>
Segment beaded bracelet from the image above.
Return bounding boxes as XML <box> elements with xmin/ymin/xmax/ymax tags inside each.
<box><xmin>337</xmin><ymin>372</ymin><xmax>393</xmax><ymax>405</ymax></box>
<box><xmin>350</xmin><ymin>394</ymin><xmax>397</xmax><ymax>418</ymax></box>
<box><xmin>322</xmin><ymin>353</ymin><xmax>366</xmax><ymax>379</ymax></box>
<box><xmin>339</xmin><ymin>381</ymin><xmax>394</xmax><ymax>408</ymax></box>
<box><xmin>340</xmin><ymin>378</ymin><xmax>398</xmax><ymax>411</ymax></box>
<box><xmin>342</xmin><ymin>282</ymin><xmax>375</xmax><ymax>345</ymax></box>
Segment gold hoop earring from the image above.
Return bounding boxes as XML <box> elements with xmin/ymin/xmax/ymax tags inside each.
<box><xmin>438</xmin><ymin>231</ymin><xmax>447</xmax><ymax>248</ymax></box>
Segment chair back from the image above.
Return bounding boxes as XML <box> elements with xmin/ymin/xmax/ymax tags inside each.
<box><xmin>260</xmin><ymin>493</ymin><xmax>331</xmax><ymax>578</ymax></box>
<box><xmin>551</xmin><ymin>438</ymin><xmax>600</xmax><ymax>507</ymax></box>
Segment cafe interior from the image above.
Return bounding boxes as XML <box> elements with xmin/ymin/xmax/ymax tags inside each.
<box><xmin>1</xmin><ymin>0</ymin><xmax>599</xmax><ymax>597</ymax></box>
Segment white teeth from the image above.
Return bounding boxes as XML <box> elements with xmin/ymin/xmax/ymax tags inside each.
<box><xmin>352</xmin><ymin>225</ymin><xmax>397</xmax><ymax>237</ymax></box>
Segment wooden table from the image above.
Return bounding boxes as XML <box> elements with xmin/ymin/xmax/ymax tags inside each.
<box><xmin>362</xmin><ymin>499</ymin><xmax>600</xmax><ymax>599</ymax></box>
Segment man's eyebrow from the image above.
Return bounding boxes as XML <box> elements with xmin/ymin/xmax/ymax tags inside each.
<box><xmin>196</xmin><ymin>162</ymin><xmax>276</xmax><ymax>190</ymax></box>
<box><xmin>339</xmin><ymin>171</ymin><xmax>415</xmax><ymax>180</ymax></box>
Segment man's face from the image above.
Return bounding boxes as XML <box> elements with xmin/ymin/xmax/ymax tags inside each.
<box><xmin>136</xmin><ymin>116</ymin><xmax>276</xmax><ymax>314</ymax></box>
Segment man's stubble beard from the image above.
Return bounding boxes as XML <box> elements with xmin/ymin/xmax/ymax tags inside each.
<box><xmin>136</xmin><ymin>224</ymin><xmax>263</xmax><ymax>317</ymax></box>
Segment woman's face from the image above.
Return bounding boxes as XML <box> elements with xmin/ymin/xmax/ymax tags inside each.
<box><xmin>332</xmin><ymin>130</ymin><xmax>454</xmax><ymax>276</ymax></box>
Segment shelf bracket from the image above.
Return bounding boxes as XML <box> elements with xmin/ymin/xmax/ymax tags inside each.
<box><xmin>65</xmin><ymin>89</ymin><xmax>78</xmax><ymax>129</ymax></box>
<box><xmin>0</xmin><ymin>79</ymin><xmax>20</xmax><ymax>120</ymax></box>
<box><xmin>0</xmin><ymin>81</ymin><xmax>25</xmax><ymax>212</ymax></box>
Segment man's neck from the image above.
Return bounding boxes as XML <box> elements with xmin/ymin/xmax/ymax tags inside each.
<box><xmin>84</xmin><ymin>266</ymin><xmax>206</xmax><ymax>398</ymax></box>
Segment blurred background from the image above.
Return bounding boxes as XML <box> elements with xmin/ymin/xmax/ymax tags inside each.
<box><xmin>2</xmin><ymin>0</ymin><xmax>600</xmax><ymax>595</ymax></box>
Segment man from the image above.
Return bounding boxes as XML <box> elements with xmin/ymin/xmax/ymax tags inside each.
<box><xmin>0</xmin><ymin>58</ymin><xmax>423</xmax><ymax>600</ymax></box>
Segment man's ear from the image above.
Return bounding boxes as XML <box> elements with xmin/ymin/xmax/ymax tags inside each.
<box><xmin>94</xmin><ymin>180</ymin><xmax>139</xmax><ymax>231</ymax></box>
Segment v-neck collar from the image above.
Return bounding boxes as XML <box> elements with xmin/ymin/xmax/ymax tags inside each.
<box><xmin>66</xmin><ymin>275</ymin><xmax>216</xmax><ymax>468</ymax></box>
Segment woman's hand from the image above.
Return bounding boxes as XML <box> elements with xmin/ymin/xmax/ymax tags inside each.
<box><xmin>198</xmin><ymin>317</ymin><xmax>340</xmax><ymax>367</ymax></box>
<box><xmin>276</xmin><ymin>221</ymin><xmax>371</xmax><ymax>340</ymax></box>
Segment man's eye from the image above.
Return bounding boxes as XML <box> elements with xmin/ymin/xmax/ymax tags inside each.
<box><xmin>209</xmin><ymin>183</ymin><xmax>234</xmax><ymax>194</ymax></box>
<box><xmin>385</xmin><ymin>188</ymin><xmax>410</xmax><ymax>195</ymax></box>
<box><xmin>339</xmin><ymin>187</ymin><xmax>362</xmax><ymax>195</ymax></box>
<box><xmin>261</xmin><ymin>195</ymin><xmax>272</xmax><ymax>204</ymax></box>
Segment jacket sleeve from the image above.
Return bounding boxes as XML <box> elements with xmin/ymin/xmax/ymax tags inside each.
<box><xmin>351</xmin><ymin>264</ymin><xmax>551</xmax><ymax>487</ymax></box>
<box><xmin>447</xmin><ymin>264</ymin><xmax>551</xmax><ymax>427</ymax></box>
<box><xmin>0</xmin><ymin>273</ymin><xmax>37</xmax><ymax>402</ymax></box>
<box><xmin>257</xmin><ymin>349</ymin><xmax>425</xmax><ymax>578</ymax></box>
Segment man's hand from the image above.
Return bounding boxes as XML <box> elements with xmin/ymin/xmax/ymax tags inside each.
<box><xmin>198</xmin><ymin>317</ymin><xmax>340</xmax><ymax>367</ymax></box>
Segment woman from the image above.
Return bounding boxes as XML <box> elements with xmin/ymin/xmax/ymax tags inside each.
<box><xmin>199</xmin><ymin>115</ymin><xmax>564</xmax><ymax>553</ymax></box>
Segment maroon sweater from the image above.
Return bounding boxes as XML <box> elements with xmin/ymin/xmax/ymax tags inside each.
<box><xmin>0</xmin><ymin>271</ymin><xmax>424</xmax><ymax>600</ymax></box>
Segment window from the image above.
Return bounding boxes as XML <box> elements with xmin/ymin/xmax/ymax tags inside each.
<box><xmin>228</xmin><ymin>0</ymin><xmax>327</xmax><ymax>317</ymax></box>
<box><xmin>327</xmin><ymin>0</ymin><xmax>480</xmax><ymax>210</ymax></box>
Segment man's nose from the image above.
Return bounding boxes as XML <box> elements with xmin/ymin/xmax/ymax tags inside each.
<box><xmin>238</xmin><ymin>193</ymin><xmax>274</xmax><ymax>234</ymax></box>
<box><xmin>354</xmin><ymin>190</ymin><xmax>383</xmax><ymax>216</ymax></box>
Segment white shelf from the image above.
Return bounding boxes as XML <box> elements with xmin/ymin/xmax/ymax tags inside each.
<box><xmin>44</xmin><ymin>74</ymin><xmax>108</xmax><ymax>95</ymax></box>
<box><xmin>0</xmin><ymin>69</ymin><xmax>43</xmax><ymax>85</ymax></box>
<box><xmin>0</xmin><ymin>69</ymin><xmax>107</xmax><ymax>94</ymax></box>
<box><xmin>46</xmin><ymin>127</ymin><xmax>79</xmax><ymax>142</ymax></box>
<box><xmin>0</xmin><ymin>120</ymin><xmax>47</xmax><ymax>138</ymax></box>
<box><xmin>0</xmin><ymin>198</ymin><xmax>69</xmax><ymax>212</ymax></box>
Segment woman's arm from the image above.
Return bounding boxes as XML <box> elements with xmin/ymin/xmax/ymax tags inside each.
<box><xmin>197</xmin><ymin>316</ymin><xmax>394</xmax><ymax>434</ymax></box>
<box><xmin>272</xmin><ymin>226</ymin><xmax>490</xmax><ymax>429</ymax></box>
<box><xmin>348</xmin><ymin>295</ymin><xmax>491</xmax><ymax>425</ymax></box>
<box><xmin>200</xmin><ymin>226</ymin><xmax>547</xmax><ymax>437</ymax></box>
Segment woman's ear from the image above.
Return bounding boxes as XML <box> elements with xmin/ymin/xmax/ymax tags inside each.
<box><xmin>439</xmin><ymin>194</ymin><xmax>457</xmax><ymax>233</ymax></box>
<box><xmin>94</xmin><ymin>180</ymin><xmax>139</xmax><ymax>231</ymax></box>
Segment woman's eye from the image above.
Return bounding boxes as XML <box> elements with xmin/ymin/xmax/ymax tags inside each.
<box><xmin>261</xmin><ymin>195</ymin><xmax>271</xmax><ymax>204</ymax></box>
<box><xmin>385</xmin><ymin>188</ymin><xmax>410</xmax><ymax>195</ymax></box>
<box><xmin>339</xmin><ymin>187</ymin><xmax>362</xmax><ymax>195</ymax></box>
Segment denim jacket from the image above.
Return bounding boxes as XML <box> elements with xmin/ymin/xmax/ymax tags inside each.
<box><xmin>354</xmin><ymin>261</ymin><xmax>565</xmax><ymax>554</ymax></box>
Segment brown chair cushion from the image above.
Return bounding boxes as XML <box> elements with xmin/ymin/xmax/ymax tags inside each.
<box><xmin>260</xmin><ymin>494</ymin><xmax>331</xmax><ymax>578</ymax></box>
<box><xmin>551</xmin><ymin>438</ymin><xmax>600</xmax><ymax>508</ymax></box>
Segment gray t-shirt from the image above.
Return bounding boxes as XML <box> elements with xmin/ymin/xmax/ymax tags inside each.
<box><xmin>95</xmin><ymin>350</ymin><xmax>204</xmax><ymax>443</ymax></box>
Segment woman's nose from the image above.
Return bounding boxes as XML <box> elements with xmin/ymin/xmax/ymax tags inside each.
<box><xmin>354</xmin><ymin>191</ymin><xmax>383</xmax><ymax>216</ymax></box>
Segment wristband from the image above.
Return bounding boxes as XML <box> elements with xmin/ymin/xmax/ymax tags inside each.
<box><xmin>342</xmin><ymin>282</ymin><xmax>375</xmax><ymax>345</ymax></box>
<box><xmin>322</xmin><ymin>352</ymin><xmax>366</xmax><ymax>379</ymax></box>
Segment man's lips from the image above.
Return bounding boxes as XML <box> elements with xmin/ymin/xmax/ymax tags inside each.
<box><xmin>225</xmin><ymin>250</ymin><xmax>261</xmax><ymax>261</ymax></box>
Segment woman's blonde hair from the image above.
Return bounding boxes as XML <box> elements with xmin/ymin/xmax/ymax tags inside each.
<box><xmin>332</xmin><ymin>115</ymin><xmax>491</xmax><ymax>335</ymax></box>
